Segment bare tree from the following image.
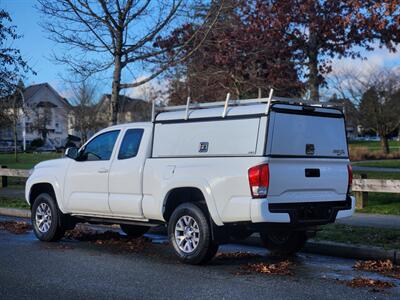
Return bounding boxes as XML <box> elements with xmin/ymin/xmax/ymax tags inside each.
<box><xmin>37</xmin><ymin>0</ymin><xmax>222</xmax><ymax>124</ymax></box>
<box><xmin>30</xmin><ymin>102</ymin><xmax>53</xmax><ymax>143</ymax></box>
<box><xmin>331</xmin><ymin>67</ymin><xmax>400</xmax><ymax>153</ymax></box>
<box><xmin>0</xmin><ymin>81</ymin><xmax>25</xmax><ymax>162</ymax></box>
<box><xmin>70</xmin><ymin>79</ymin><xmax>105</xmax><ymax>143</ymax></box>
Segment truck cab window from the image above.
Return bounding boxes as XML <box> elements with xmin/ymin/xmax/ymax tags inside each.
<box><xmin>79</xmin><ymin>130</ymin><xmax>120</xmax><ymax>161</ymax></box>
<box><xmin>118</xmin><ymin>129</ymin><xmax>144</xmax><ymax>160</ymax></box>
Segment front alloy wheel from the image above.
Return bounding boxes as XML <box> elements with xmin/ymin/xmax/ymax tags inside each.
<box><xmin>35</xmin><ymin>202</ymin><xmax>53</xmax><ymax>233</ymax></box>
<box><xmin>31</xmin><ymin>193</ymin><xmax>65</xmax><ymax>242</ymax></box>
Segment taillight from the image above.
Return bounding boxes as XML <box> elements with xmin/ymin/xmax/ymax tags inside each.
<box><xmin>347</xmin><ymin>164</ymin><xmax>353</xmax><ymax>193</ymax></box>
<box><xmin>248</xmin><ymin>164</ymin><xmax>269</xmax><ymax>198</ymax></box>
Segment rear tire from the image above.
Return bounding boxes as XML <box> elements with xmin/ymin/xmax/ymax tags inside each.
<box><xmin>120</xmin><ymin>224</ymin><xmax>149</xmax><ymax>238</ymax></box>
<box><xmin>31</xmin><ymin>193</ymin><xmax>65</xmax><ymax>242</ymax></box>
<box><xmin>168</xmin><ymin>203</ymin><xmax>218</xmax><ymax>265</ymax></box>
<box><xmin>260</xmin><ymin>230</ymin><xmax>307</xmax><ymax>255</ymax></box>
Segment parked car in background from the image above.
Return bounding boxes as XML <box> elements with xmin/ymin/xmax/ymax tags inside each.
<box><xmin>26</xmin><ymin>98</ymin><xmax>355</xmax><ymax>264</ymax></box>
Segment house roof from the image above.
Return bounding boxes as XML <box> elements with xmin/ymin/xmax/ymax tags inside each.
<box><xmin>97</xmin><ymin>94</ymin><xmax>150</xmax><ymax>112</ymax></box>
<box><xmin>24</xmin><ymin>83</ymin><xmax>71</xmax><ymax>108</ymax></box>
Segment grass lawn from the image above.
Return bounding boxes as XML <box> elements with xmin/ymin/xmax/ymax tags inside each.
<box><xmin>315</xmin><ymin>223</ymin><xmax>400</xmax><ymax>250</ymax></box>
<box><xmin>356</xmin><ymin>193</ymin><xmax>400</xmax><ymax>215</ymax></box>
<box><xmin>0</xmin><ymin>152</ymin><xmax>62</xmax><ymax>169</ymax></box>
<box><xmin>353</xmin><ymin>160</ymin><xmax>400</xmax><ymax>169</ymax></box>
<box><xmin>0</xmin><ymin>197</ymin><xmax>29</xmax><ymax>209</ymax></box>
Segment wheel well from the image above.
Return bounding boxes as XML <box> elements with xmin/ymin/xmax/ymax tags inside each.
<box><xmin>163</xmin><ymin>187</ymin><xmax>207</xmax><ymax>221</ymax></box>
<box><xmin>29</xmin><ymin>183</ymin><xmax>56</xmax><ymax>207</ymax></box>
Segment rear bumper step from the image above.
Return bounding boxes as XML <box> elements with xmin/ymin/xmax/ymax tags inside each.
<box><xmin>250</xmin><ymin>196</ymin><xmax>355</xmax><ymax>226</ymax></box>
<box><xmin>268</xmin><ymin>197</ymin><xmax>352</xmax><ymax>226</ymax></box>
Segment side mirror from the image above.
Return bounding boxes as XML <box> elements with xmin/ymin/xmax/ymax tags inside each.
<box><xmin>65</xmin><ymin>147</ymin><xmax>78</xmax><ymax>159</ymax></box>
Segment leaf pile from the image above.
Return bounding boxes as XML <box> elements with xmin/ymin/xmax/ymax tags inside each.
<box><xmin>0</xmin><ymin>221</ymin><xmax>32</xmax><ymax>234</ymax></box>
<box><xmin>65</xmin><ymin>226</ymin><xmax>149</xmax><ymax>252</ymax></box>
<box><xmin>343</xmin><ymin>277</ymin><xmax>395</xmax><ymax>290</ymax></box>
<box><xmin>238</xmin><ymin>260</ymin><xmax>293</xmax><ymax>276</ymax></box>
<box><xmin>354</xmin><ymin>260</ymin><xmax>400</xmax><ymax>279</ymax></box>
<box><xmin>216</xmin><ymin>252</ymin><xmax>261</xmax><ymax>260</ymax></box>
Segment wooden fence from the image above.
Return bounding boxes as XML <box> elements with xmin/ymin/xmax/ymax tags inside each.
<box><xmin>0</xmin><ymin>168</ymin><xmax>399</xmax><ymax>209</ymax></box>
<box><xmin>0</xmin><ymin>167</ymin><xmax>29</xmax><ymax>188</ymax></box>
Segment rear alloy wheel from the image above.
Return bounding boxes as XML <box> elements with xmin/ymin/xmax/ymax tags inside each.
<box><xmin>260</xmin><ymin>230</ymin><xmax>307</xmax><ymax>255</ymax></box>
<box><xmin>120</xmin><ymin>224</ymin><xmax>149</xmax><ymax>238</ymax></box>
<box><xmin>168</xmin><ymin>203</ymin><xmax>218</xmax><ymax>265</ymax></box>
<box><xmin>31</xmin><ymin>193</ymin><xmax>65</xmax><ymax>242</ymax></box>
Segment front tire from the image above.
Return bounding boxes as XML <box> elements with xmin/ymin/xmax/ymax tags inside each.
<box><xmin>260</xmin><ymin>230</ymin><xmax>307</xmax><ymax>255</ymax></box>
<box><xmin>31</xmin><ymin>193</ymin><xmax>65</xmax><ymax>242</ymax></box>
<box><xmin>120</xmin><ymin>224</ymin><xmax>149</xmax><ymax>238</ymax></box>
<box><xmin>168</xmin><ymin>203</ymin><xmax>218</xmax><ymax>265</ymax></box>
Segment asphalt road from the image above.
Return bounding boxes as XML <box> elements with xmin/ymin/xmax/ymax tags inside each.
<box><xmin>0</xmin><ymin>216</ymin><xmax>399</xmax><ymax>300</ymax></box>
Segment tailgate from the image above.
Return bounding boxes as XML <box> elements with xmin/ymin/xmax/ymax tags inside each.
<box><xmin>265</xmin><ymin>104</ymin><xmax>349</xmax><ymax>203</ymax></box>
<box><xmin>267</xmin><ymin>158</ymin><xmax>348</xmax><ymax>203</ymax></box>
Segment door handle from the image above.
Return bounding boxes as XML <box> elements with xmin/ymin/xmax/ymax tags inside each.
<box><xmin>98</xmin><ymin>168</ymin><xmax>109</xmax><ymax>173</ymax></box>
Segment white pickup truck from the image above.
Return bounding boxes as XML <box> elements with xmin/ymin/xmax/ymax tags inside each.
<box><xmin>26</xmin><ymin>98</ymin><xmax>355</xmax><ymax>264</ymax></box>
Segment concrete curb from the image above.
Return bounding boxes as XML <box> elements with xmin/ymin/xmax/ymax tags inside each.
<box><xmin>1</xmin><ymin>207</ymin><xmax>398</xmax><ymax>263</ymax></box>
<box><xmin>241</xmin><ymin>235</ymin><xmax>399</xmax><ymax>264</ymax></box>
<box><xmin>0</xmin><ymin>207</ymin><xmax>30</xmax><ymax>218</ymax></box>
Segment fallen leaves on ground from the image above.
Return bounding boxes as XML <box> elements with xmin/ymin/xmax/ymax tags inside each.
<box><xmin>354</xmin><ymin>260</ymin><xmax>400</xmax><ymax>279</ymax></box>
<box><xmin>0</xmin><ymin>221</ymin><xmax>32</xmax><ymax>234</ymax></box>
<box><xmin>237</xmin><ymin>260</ymin><xmax>293</xmax><ymax>276</ymax></box>
<box><xmin>341</xmin><ymin>277</ymin><xmax>395</xmax><ymax>290</ymax></box>
<box><xmin>65</xmin><ymin>226</ymin><xmax>148</xmax><ymax>253</ymax></box>
<box><xmin>216</xmin><ymin>252</ymin><xmax>261</xmax><ymax>260</ymax></box>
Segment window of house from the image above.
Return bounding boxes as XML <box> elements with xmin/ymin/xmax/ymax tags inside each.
<box><xmin>78</xmin><ymin>130</ymin><xmax>120</xmax><ymax>161</ymax></box>
<box><xmin>118</xmin><ymin>129</ymin><xmax>144</xmax><ymax>160</ymax></box>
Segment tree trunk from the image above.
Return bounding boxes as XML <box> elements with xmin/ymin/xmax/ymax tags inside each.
<box><xmin>308</xmin><ymin>24</ymin><xmax>320</xmax><ymax>102</ymax></box>
<box><xmin>380</xmin><ymin>135</ymin><xmax>390</xmax><ymax>154</ymax></box>
<box><xmin>110</xmin><ymin>55</ymin><xmax>122</xmax><ymax>125</ymax></box>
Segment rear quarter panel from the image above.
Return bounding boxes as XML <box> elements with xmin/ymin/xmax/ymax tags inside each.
<box><xmin>143</xmin><ymin>157</ymin><xmax>266</xmax><ymax>225</ymax></box>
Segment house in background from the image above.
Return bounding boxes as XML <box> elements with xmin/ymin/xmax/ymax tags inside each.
<box><xmin>1</xmin><ymin>84</ymin><xmax>152</xmax><ymax>150</ymax></box>
<box><xmin>96</xmin><ymin>94</ymin><xmax>152</xmax><ymax>125</ymax></box>
<box><xmin>0</xmin><ymin>83</ymin><xmax>71</xmax><ymax>148</ymax></box>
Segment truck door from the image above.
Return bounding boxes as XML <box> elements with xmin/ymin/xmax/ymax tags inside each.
<box><xmin>108</xmin><ymin>127</ymin><xmax>148</xmax><ymax>218</ymax></box>
<box><xmin>64</xmin><ymin>130</ymin><xmax>120</xmax><ymax>215</ymax></box>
